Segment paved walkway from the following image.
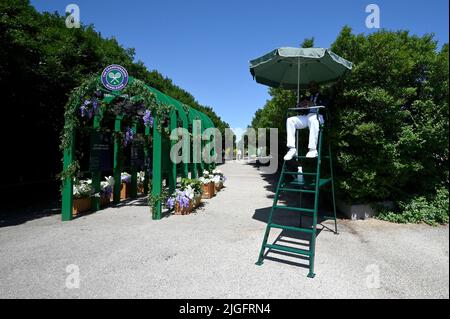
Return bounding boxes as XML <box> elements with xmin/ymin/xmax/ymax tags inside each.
<box><xmin>0</xmin><ymin>160</ymin><xmax>448</xmax><ymax>298</ymax></box>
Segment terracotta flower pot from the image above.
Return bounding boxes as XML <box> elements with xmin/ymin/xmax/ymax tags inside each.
<box><xmin>202</xmin><ymin>182</ymin><xmax>215</xmax><ymax>199</ymax></box>
<box><xmin>194</xmin><ymin>195</ymin><xmax>202</xmax><ymax>208</ymax></box>
<box><xmin>73</xmin><ymin>198</ymin><xmax>91</xmax><ymax>216</ymax></box>
<box><xmin>215</xmin><ymin>181</ymin><xmax>224</xmax><ymax>191</ymax></box>
<box><xmin>174</xmin><ymin>201</ymin><xmax>194</xmax><ymax>215</ymax></box>
<box><xmin>120</xmin><ymin>182</ymin><xmax>131</xmax><ymax>200</ymax></box>
<box><xmin>100</xmin><ymin>195</ymin><xmax>111</xmax><ymax>208</ymax></box>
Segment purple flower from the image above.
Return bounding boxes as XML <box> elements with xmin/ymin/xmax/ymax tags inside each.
<box><xmin>176</xmin><ymin>192</ymin><xmax>190</xmax><ymax>209</ymax></box>
<box><xmin>123</xmin><ymin>127</ymin><xmax>134</xmax><ymax>146</ymax></box>
<box><xmin>92</xmin><ymin>100</ymin><xmax>99</xmax><ymax>111</ymax></box>
<box><xmin>167</xmin><ymin>197</ymin><xmax>176</xmax><ymax>210</ymax></box>
<box><xmin>80</xmin><ymin>99</ymin><xmax>99</xmax><ymax>119</ymax></box>
<box><xmin>143</xmin><ymin>110</ymin><xmax>154</xmax><ymax>127</ymax></box>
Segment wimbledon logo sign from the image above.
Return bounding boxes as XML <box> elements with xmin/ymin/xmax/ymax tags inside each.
<box><xmin>101</xmin><ymin>64</ymin><xmax>129</xmax><ymax>91</ymax></box>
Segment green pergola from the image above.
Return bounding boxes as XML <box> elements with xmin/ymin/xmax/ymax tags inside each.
<box><xmin>61</xmin><ymin>74</ymin><xmax>216</xmax><ymax>221</ymax></box>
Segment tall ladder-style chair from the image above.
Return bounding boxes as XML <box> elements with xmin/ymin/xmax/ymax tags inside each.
<box><xmin>255</xmin><ymin>106</ymin><xmax>338</xmax><ymax>278</ymax></box>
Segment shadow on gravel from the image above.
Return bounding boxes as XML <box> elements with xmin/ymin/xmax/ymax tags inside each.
<box><xmin>0</xmin><ymin>196</ymin><xmax>155</xmax><ymax>227</ymax></box>
<box><xmin>0</xmin><ymin>202</ymin><xmax>61</xmax><ymax>228</ymax></box>
<box><xmin>252</xmin><ymin>206</ymin><xmax>338</xmax><ymax>269</ymax></box>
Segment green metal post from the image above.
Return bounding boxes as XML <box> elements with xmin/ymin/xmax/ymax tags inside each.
<box><xmin>329</xmin><ymin>142</ymin><xmax>338</xmax><ymax>234</ymax></box>
<box><xmin>151</xmin><ymin>116</ymin><xmax>162</xmax><ymax>220</ymax></box>
<box><xmin>192</xmin><ymin>118</ymin><xmax>200</xmax><ymax>178</ymax></box>
<box><xmin>168</xmin><ymin>110</ymin><xmax>177</xmax><ymax>195</ymax></box>
<box><xmin>143</xmin><ymin>125</ymin><xmax>151</xmax><ymax>195</ymax></box>
<box><xmin>91</xmin><ymin>113</ymin><xmax>102</xmax><ymax>211</ymax></box>
<box><xmin>308</xmin><ymin>125</ymin><xmax>324</xmax><ymax>279</ymax></box>
<box><xmin>130</xmin><ymin>122</ymin><xmax>138</xmax><ymax>199</ymax></box>
<box><xmin>113</xmin><ymin>116</ymin><xmax>123</xmax><ymax>204</ymax></box>
<box><xmin>61</xmin><ymin>131</ymin><xmax>75</xmax><ymax>221</ymax></box>
<box><xmin>181</xmin><ymin>113</ymin><xmax>189</xmax><ymax>178</ymax></box>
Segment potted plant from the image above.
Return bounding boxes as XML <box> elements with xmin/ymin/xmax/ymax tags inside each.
<box><xmin>73</xmin><ymin>179</ymin><xmax>94</xmax><ymax>215</ymax></box>
<box><xmin>212</xmin><ymin>169</ymin><xmax>226</xmax><ymax>191</ymax></box>
<box><xmin>137</xmin><ymin>171</ymin><xmax>145</xmax><ymax>194</ymax></box>
<box><xmin>120</xmin><ymin>172</ymin><xmax>131</xmax><ymax>200</ymax></box>
<box><xmin>180</xmin><ymin>178</ymin><xmax>202</xmax><ymax>208</ymax></box>
<box><xmin>166</xmin><ymin>188</ymin><xmax>193</xmax><ymax>215</ymax></box>
<box><xmin>199</xmin><ymin>170</ymin><xmax>215</xmax><ymax>199</ymax></box>
<box><xmin>166</xmin><ymin>180</ymin><xmax>203</xmax><ymax>215</ymax></box>
<box><xmin>100</xmin><ymin>176</ymin><xmax>114</xmax><ymax>207</ymax></box>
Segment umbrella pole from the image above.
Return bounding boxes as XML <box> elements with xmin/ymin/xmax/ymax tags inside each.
<box><xmin>296</xmin><ymin>57</ymin><xmax>300</xmax><ymax>104</ymax></box>
<box><xmin>296</xmin><ymin>57</ymin><xmax>301</xmax><ymax>154</ymax></box>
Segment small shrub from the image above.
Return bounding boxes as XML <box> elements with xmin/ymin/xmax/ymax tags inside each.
<box><xmin>377</xmin><ymin>187</ymin><xmax>449</xmax><ymax>226</ymax></box>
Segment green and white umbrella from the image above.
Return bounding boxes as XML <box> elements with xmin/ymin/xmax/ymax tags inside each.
<box><xmin>249</xmin><ymin>47</ymin><xmax>353</xmax><ymax>100</ymax></box>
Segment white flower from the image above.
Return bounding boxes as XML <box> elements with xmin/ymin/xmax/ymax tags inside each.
<box><xmin>202</xmin><ymin>170</ymin><xmax>211</xmax><ymax>178</ymax></box>
<box><xmin>184</xmin><ymin>185</ymin><xmax>195</xmax><ymax>199</ymax></box>
<box><xmin>198</xmin><ymin>177</ymin><xmax>211</xmax><ymax>185</ymax></box>
<box><xmin>212</xmin><ymin>169</ymin><xmax>222</xmax><ymax>175</ymax></box>
<box><xmin>104</xmin><ymin>176</ymin><xmax>115</xmax><ymax>187</ymax></box>
<box><xmin>121</xmin><ymin>172</ymin><xmax>131</xmax><ymax>183</ymax></box>
<box><xmin>137</xmin><ymin>171</ymin><xmax>145</xmax><ymax>184</ymax></box>
<box><xmin>73</xmin><ymin>179</ymin><xmax>94</xmax><ymax>198</ymax></box>
<box><xmin>100</xmin><ymin>181</ymin><xmax>108</xmax><ymax>190</ymax></box>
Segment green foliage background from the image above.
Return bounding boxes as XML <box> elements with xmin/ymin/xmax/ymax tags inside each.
<box><xmin>250</xmin><ymin>28</ymin><xmax>449</xmax><ymax>223</ymax></box>
<box><xmin>0</xmin><ymin>0</ymin><xmax>228</xmax><ymax>189</ymax></box>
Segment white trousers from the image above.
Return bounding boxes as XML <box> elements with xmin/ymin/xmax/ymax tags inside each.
<box><xmin>286</xmin><ymin>113</ymin><xmax>324</xmax><ymax>150</ymax></box>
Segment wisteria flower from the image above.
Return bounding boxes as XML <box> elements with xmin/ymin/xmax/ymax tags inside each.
<box><xmin>123</xmin><ymin>127</ymin><xmax>134</xmax><ymax>146</ymax></box>
<box><xmin>176</xmin><ymin>191</ymin><xmax>191</xmax><ymax>209</ymax></box>
<box><xmin>121</xmin><ymin>172</ymin><xmax>131</xmax><ymax>184</ymax></box>
<box><xmin>143</xmin><ymin>110</ymin><xmax>154</xmax><ymax>127</ymax></box>
<box><xmin>166</xmin><ymin>197</ymin><xmax>176</xmax><ymax>210</ymax></box>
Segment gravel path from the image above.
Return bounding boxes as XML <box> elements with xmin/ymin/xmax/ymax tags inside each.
<box><xmin>0</xmin><ymin>160</ymin><xmax>448</xmax><ymax>298</ymax></box>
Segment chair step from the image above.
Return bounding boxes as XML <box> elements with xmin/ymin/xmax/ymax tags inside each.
<box><xmin>269</xmin><ymin>223</ymin><xmax>314</xmax><ymax>234</ymax></box>
<box><xmin>283</xmin><ymin>171</ymin><xmax>317</xmax><ymax>176</ymax></box>
<box><xmin>278</xmin><ymin>187</ymin><xmax>316</xmax><ymax>194</ymax></box>
<box><xmin>265</xmin><ymin>243</ymin><xmax>311</xmax><ymax>257</ymax></box>
<box><xmin>288</xmin><ymin>178</ymin><xmax>331</xmax><ymax>188</ymax></box>
<box><xmin>274</xmin><ymin>205</ymin><xmax>315</xmax><ymax>213</ymax></box>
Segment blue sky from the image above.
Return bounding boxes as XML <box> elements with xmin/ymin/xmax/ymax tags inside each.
<box><xmin>32</xmin><ymin>0</ymin><xmax>449</xmax><ymax>132</ymax></box>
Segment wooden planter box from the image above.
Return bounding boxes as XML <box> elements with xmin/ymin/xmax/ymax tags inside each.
<box><xmin>73</xmin><ymin>198</ymin><xmax>91</xmax><ymax>216</ymax></box>
<box><xmin>215</xmin><ymin>181</ymin><xmax>224</xmax><ymax>191</ymax></box>
<box><xmin>174</xmin><ymin>196</ymin><xmax>201</xmax><ymax>215</ymax></box>
<box><xmin>120</xmin><ymin>182</ymin><xmax>131</xmax><ymax>200</ymax></box>
<box><xmin>100</xmin><ymin>195</ymin><xmax>111</xmax><ymax>208</ymax></box>
<box><xmin>202</xmin><ymin>182</ymin><xmax>215</xmax><ymax>199</ymax></box>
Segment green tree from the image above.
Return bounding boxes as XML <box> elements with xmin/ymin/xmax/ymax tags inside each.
<box><xmin>0</xmin><ymin>0</ymin><xmax>228</xmax><ymax>191</ymax></box>
<box><xmin>250</xmin><ymin>27</ymin><xmax>449</xmax><ymax>223</ymax></box>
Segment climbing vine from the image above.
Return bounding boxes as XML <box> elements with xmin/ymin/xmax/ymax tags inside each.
<box><xmin>147</xmin><ymin>178</ymin><xmax>170</xmax><ymax>218</ymax></box>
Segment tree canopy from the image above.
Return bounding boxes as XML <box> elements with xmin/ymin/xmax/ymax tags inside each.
<box><xmin>0</xmin><ymin>0</ymin><xmax>228</xmax><ymax>188</ymax></box>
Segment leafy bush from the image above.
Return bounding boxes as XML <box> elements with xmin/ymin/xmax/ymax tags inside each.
<box><xmin>377</xmin><ymin>187</ymin><xmax>449</xmax><ymax>225</ymax></box>
<box><xmin>250</xmin><ymin>28</ymin><xmax>449</xmax><ymax>212</ymax></box>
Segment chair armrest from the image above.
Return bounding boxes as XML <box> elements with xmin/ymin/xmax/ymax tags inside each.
<box><xmin>288</xmin><ymin>106</ymin><xmax>326</xmax><ymax>111</ymax></box>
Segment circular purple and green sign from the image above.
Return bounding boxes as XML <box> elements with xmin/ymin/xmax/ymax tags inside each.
<box><xmin>101</xmin><ymin>64</ymin><xmax>129</xmax><ymax>91</ymax></box>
